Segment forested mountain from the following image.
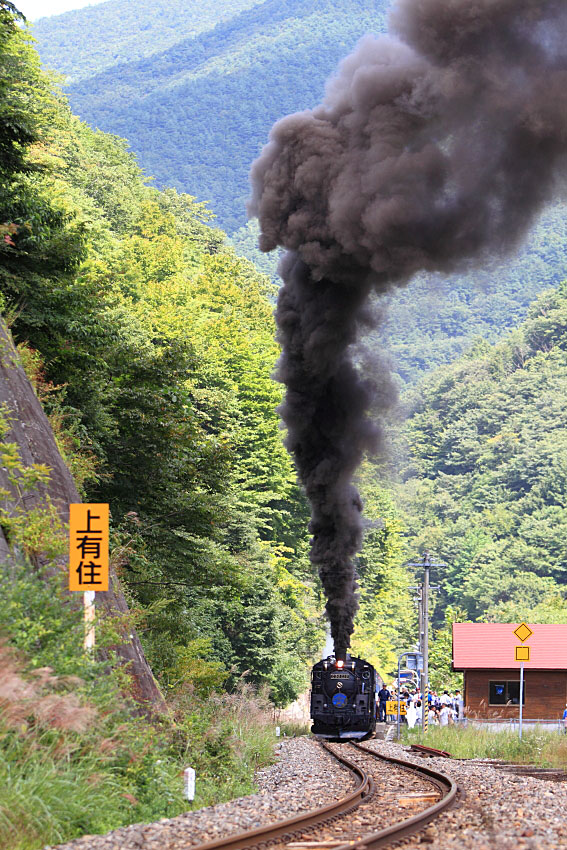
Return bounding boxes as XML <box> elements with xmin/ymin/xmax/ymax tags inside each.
<box><xmin>395</xmin><ymin>281</ymin><xmax>567</xmax><ymax>626</ymax></box>
<box><xmin>33</xmin><ymin>0</ymin><xmax>567</xmax><ymax>387</ymax></box>
<box><xmin>33</xmin><ymin>0</ymin><xmax>266</xmax><ymax>82</ymax></box>
<box><xmin>379</xmin><ymin>204</ymin><xmax>567</xmax><ymax>383</ymax></box>
<box><xmin>33</xmin><ymin>0</ymin><xmax>390</xmax><ymax>235</ymax></box>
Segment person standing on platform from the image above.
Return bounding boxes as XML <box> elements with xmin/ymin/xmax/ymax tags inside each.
<box><xmin>455</xmin><ymin>690</ymin><xmax>464</xmax><ymax>724</ymax></box>
<box><xmin>377</xmin><ymin>685</ymin><xmax>391</xmax><ymax>723</ymax></box>
<box><xmin>406</xmin><ymin>699</ymin><xmax>417</xmax><ymax>729</ymax></box>
<box><xmin>415</xmin><ymin>699</ymin><xmax>422</xmax><ymax>725</ymax></box>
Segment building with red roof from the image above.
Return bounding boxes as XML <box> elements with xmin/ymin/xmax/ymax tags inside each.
<box><xmin>452</xmin><ymin>623</ymin><xmax>567</xmax><ymax>720</ymax></box>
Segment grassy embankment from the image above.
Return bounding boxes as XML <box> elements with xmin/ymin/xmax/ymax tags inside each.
<box><xmin>405</xmin><ymin>725</ymin><xmax>567</xmax><ymax>767</ymax></box>
<box><xmin>0</xmin><ymin>558</ymin><xmax>280</xmax><ymax>850</ymax></box>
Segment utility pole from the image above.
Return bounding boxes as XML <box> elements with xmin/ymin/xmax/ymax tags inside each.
<box><xmin>409</xmin><ymin>583</ymin><xmax>423</xmax><ymax>655</ymax></box>
<box><xmin>422</xmin><ymin>555</ymin><xmax>430</xmax><ymax>734</ymax></box>
<box><xmin>408</xmin><ymin>553</ymin><xmax>445</xmax><ymax>734</ymax></box>
<box><xmin>417</xmin><ymin>583</ymin><xmax>424</xmax><ymax>676</ymax></box>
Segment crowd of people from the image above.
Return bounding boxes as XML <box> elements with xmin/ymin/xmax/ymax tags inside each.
<box><xmin>376</xmin><ymin>685</ymin><xmax>465</xmax><ymax>727</ymax></box>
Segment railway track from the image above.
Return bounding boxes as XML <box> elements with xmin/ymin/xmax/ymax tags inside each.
<box><xmin>187</xmin><ymin>740</ymin><xmax>458</xmax><ymax>850</ymax></box>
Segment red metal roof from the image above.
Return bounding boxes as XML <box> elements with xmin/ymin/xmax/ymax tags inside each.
<box><xmin>452</xmin><ymin>623</ymin><xmax>567</xmax><ymax>671</ymax></box>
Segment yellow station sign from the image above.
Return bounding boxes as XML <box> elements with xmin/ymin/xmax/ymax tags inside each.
<box><xmin>69</xmin><ymin>504</ymin><xmax>109</xmax><ymax>591</ymax></box>
<box><xmin>515</xmin><ymin>646</ymin><xmax>530</xmax><ymax>662</ymax></box>
<box><xmin>386</xmin><ymin>700</ymin><xmax>406</xmax><ymax>716</ymax></box>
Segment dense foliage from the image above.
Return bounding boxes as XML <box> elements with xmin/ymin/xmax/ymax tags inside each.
<box><xmin>0</xmin><ymin>0</ymin><xmax>416</xmax><ymax>701</ymax></box>
<box><xmin>395</xmin><ymin>281</ymin><xmax>567</xmax><ymax>627</ymax></box>
<box><xmin>0</xmin><ymin>398</ymin><xmax>278</xmax><ymax>850</ymax></box>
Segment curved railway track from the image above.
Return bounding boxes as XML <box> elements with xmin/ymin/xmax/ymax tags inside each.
<box><xmin>188</xmin><ymin>740</ymin><xmax>458</xmax><ymax>850</ymax></box>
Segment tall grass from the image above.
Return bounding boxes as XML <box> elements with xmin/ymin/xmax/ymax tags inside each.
<box><xmin>0</xmin><ymin>562</ymin><xmax>279</xmax><ymax>850</ymax></box>
<box><xmin>405</xmin><ymin>724</ymin><xmax>567</xmax><ymax>766</ymax></box>
<box><xmin>172</xmin><ymin>683</ymin><xmax>279</xmax><ymax>806</ymax></box>
<box><xmin>0</xmin><ymin>729</ymin><xmax>127</xmax><ymax>850</ymax></box>
<box><xmin>0</xmin><ymin>656</ymin><xmax>279</xmax><ymax>850</ymax></box>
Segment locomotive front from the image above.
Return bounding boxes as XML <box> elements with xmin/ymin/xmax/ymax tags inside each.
<box><xmin>310</xmin><ymin>655</ymin><xmax>377</xmax><ymax>739</ymax></box>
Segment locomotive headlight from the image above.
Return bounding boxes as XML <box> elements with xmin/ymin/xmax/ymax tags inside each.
<box><xmin>336</xmin><ymin>659</ymin><xmax>344</xmax><ymax>669</ymax></box>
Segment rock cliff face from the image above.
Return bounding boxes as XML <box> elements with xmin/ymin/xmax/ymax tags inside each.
<box><xmin>0</xmin><ymin>320</ymin><xmax>164</xmax><ymax>710</ymax></box>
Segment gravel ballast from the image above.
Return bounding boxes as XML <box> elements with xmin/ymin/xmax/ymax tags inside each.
<box><xmin>367</xmin><ymin>738</ymin><xmax>567</xmax><ymax>849</ymax></box>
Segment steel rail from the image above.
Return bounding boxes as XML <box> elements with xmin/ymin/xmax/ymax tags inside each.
<box><xmin>185</xmin><ymin>741</ymin><xmax>372</xmax><ymax>850</ymax></box>
<box><xmin>328</xmin><ymin>741</ymin><xmax>459</xmax><ymax>849</ymax></box>
<box><xmin>409</xmin><ymin>742</ymin><xmax>453</xmax><ymax>758</ymax></box>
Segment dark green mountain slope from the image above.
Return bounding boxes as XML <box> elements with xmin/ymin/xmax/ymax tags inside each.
<box><xmin>396</xmin><ymin>281</ymin><xmax>567</xmax><ymax>625</ymax></box>
<box><xmin>34</xmin><ymin>0</ymin><xmax>389</xmax><ymax>234</ymax></box>
<box><xmin>379</xmin><ymin>203</ymin><xmax>567</xmax><ymax>383</ymax></box>
<box><xmin>33</xmin><ymin>0</ymin><xmax>266</xmax><ymax>82</ymax></box>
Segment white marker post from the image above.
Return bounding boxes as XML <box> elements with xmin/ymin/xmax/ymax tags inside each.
<box><xmin>84</xmin><ymin>590</ymin><xmax>96</xmax><ymax>652</ymax></box>
<box><xmin>184</xmin><ymin>767</ymin><xmax>196</xmax><ymax>801</ymax></box>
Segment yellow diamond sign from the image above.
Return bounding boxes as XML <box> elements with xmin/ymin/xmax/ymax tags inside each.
<box><xmin>514</xmin><ymin>622</ymin><xmax>533</xmax><ymax>643</ymax></box>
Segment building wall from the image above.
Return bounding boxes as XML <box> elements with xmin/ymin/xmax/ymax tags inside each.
<box><xmin>464</xmin><ymin>669</ymin><xmax>567</xmax><ymax>719</ymax></box>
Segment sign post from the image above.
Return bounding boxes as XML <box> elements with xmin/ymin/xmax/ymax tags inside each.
<box><xmin>513</xmin><ymin>623</ymin><xmax>533</xmax><ymax>741</ymax></box>
<box><xmin>69</xmin><ymin>504</ymin><xmax>109</xmax><ymax>651</ymax></box>
<box><xmin>84</xmin><ymin>590</ymin><xmax>96</xmax><ymax>651</ymax></box>
<box><xmin>519</xmin><ymin>661</ymin><xmax>524</xmax><ymax>740</ymax></box>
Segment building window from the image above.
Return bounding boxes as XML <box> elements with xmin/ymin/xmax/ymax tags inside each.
<box><xmin>489</xmin><ymin>681</ymin><xmax>525</xmax><ymax>705</ymax></box>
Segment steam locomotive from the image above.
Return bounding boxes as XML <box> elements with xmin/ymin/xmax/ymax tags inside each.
<box><xmin>310</xmin><ymin>654</ymin><xmax>380</xmax><ymax>739</ymax></box>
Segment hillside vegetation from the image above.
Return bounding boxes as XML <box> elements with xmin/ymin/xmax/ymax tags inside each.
<box><xmin>396</xmin><ymin>280</ymin><xmax>567</xmax><ymax>627</ymax></box>
<box><xmin>3</xmin><ymin>2</ymin><xmax>322</xmax><ymax>705</ymax></box>
<box><xmin>0</xmin><ymin>7</ymin><xmax>311</xmax><ymax>843</ymax></box>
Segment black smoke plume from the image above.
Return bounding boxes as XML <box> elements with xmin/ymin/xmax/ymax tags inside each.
<box><xmin>249</xmin><ymin>0</ymin><xmax>567</xmax><ymax>659</ymax></box>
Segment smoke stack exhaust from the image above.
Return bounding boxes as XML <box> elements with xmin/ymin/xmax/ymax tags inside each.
<box><xmin>249</xmin><ymin>0</ymin><xmax>567</xmax><ymax>656</ymax></box>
